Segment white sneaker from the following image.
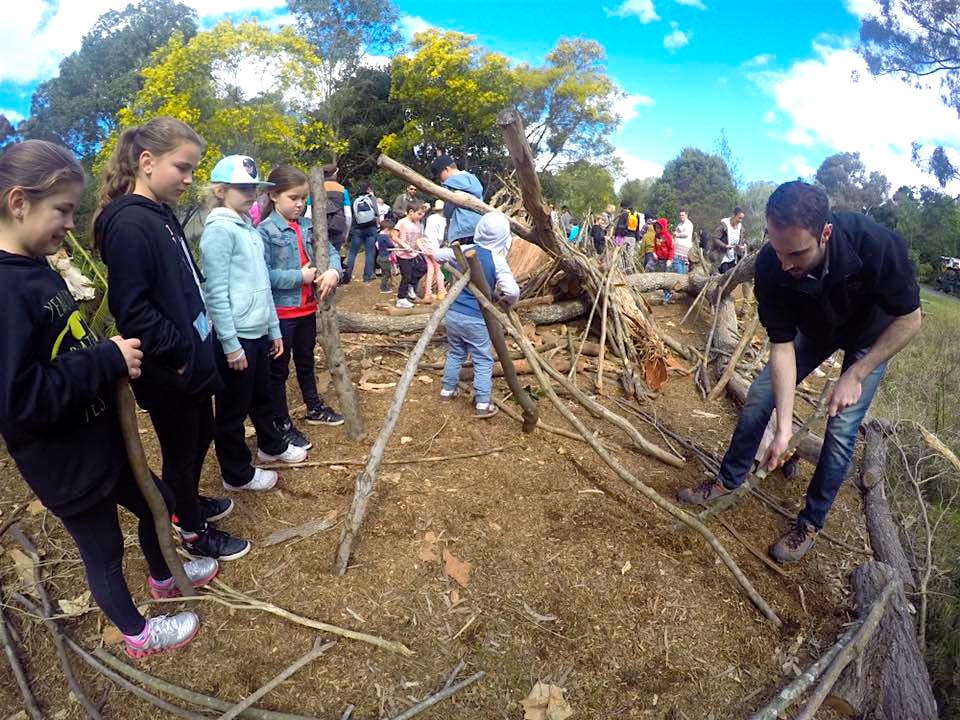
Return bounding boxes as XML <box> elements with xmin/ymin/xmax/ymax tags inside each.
<box><xmin>396</xmin><ymin>298</ymin><xmax>414</xmax><ymax>309</ymax></box>
<box><xmin>225</xmin><ymin>467</ymin><xmax>279</xmax><ymax>491</ymax></box>
<box><xmin>256</xmin><ymin>444</ymin><xmax>307</xmax><ymax>464</ymax></box>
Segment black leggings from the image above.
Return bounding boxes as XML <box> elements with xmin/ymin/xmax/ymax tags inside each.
<box><xmin>60</xmin><ymin>473</ymin><xmax>174</xmax><ymax>636</ymax></box>
<box><xmin>270</xmin><ymin>315</ymin><xmax>320</xmax><ymax>423</ymax></box>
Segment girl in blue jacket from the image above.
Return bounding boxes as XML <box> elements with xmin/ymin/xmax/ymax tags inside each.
<box><xmin>201</xmin><ymin>155</ymin><xmax>309</xmax><ymax>494</ymax></box>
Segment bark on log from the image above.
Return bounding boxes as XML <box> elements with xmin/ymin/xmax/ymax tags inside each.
<box><xmin>336</xmin><ymin>299</ymin><xmax>588</xmax><ymax>334</ymax></box>
<box><xmin>854</xmin><ymin>421</ymin><xmax>916</xmax><ymax>591</ymax></box>
<box><xmin>825</xmin><ymin>561</ymin><xmax>937</xmax><ymax>719</ymax></box>
<box><xmin>708</xmin><ymin>311</ymin><xmax>761</xmax><ymax>401</ymax></box>
<box><xmin>726</xmin><ymin>373</ymin><xmax>823</xmax><ymax>465</ymax></box>
<box><xmin>460</xmin><ymin>357</ymin><xmax>583</xmax><ymax>380</ymax></box>
<box><xmin>310</xmin><ymin>168</ymin><xmax>365</xmax><ymax>440</ymax></box>
<box><xmin>376</xmin><ymin>154</ymin><xmax>540</xmax><ymax>249</ymax></box>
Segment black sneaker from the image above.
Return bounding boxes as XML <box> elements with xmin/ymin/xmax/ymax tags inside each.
<box><xmin>182</xmin><ymin>526</ymin><xmax>251</xmax><ymax>562</ymax></box>
<box><xmin>198</xmin><ymin>495</ymin><xmax>234</xmax><ymax>523</ymax></box>
<box><xmin>275</xmin><ymin>419</ymin><xmax>313</xmax><ymax>450</ymax></box>
<box><xmin>304</xmin><ymin>402</ymin><xmax>344</xmax><ymax>427</ymax></box>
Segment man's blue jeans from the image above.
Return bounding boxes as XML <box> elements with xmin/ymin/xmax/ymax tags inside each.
<box><xmin>663</xmin><ymin>257</ymin><xmax>687</xmax><ymax>302</ymax></box>
<box><xmin>346</xmin><ymin>225</ymin><xmax>378</xmax><ymax>282</ymax></box>
<box><xmin>717</xmin><ymin>334</ymin><xmax>888</xmax><ymax>529</ymax></box>
<box><xmin>441</xmin><ymin>310</ymin><xmax>494</xmax><ymax>404</ymax></box>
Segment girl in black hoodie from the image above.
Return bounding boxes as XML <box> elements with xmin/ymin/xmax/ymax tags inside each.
<box><xmin>0</xmin><ymin>140</ymin><xmax>213</xmax><ymax>658</ymax></box>
<box><xmin>94</xmin><ymin>117</ymin><xmax>249</xmax><ymax>561</ymax></box>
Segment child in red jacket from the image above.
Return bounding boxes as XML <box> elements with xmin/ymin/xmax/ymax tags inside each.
<box><xmin>654</xmin><ymin>218</ymin><xmax>675</xmax><ymax>303</ymax></box>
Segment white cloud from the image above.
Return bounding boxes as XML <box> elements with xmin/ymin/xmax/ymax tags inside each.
<box><xmin>606</xmin><ymin>0</ymin><xmax>659</xmax><ymax>23</ymax></box>
<box><xmin>0</xmin><ymin>108</ymin><xmax>24</xmax><ymax>123</ymax></box>
<box><xmin>674</xmin><ymin>0</ymin><xmax>707</xmax><ymax>9</ymax></box>
<box><xmin>843</xmin><ymin>0</ymin><xmax>879</xmax><ymax>18</ymax></box>
<box><xmin>615</xmin><ymin>149</ymin><xmax>663</xmax><ymax>185</ymax></box>
<box><xmin>613</xmin><ymin>93</ymin><xmax>655</xmax><ymax>123</ymax></box>
<box><xmin>780</xmin><ymin>155</ymin><xmax>815</xmax><ymax>179</ymax></box>
<box><xmin>0</xmin><ymin>0</ymin><xmax>286</xmax><ymax>85</ymax></box>
<box><xmin>663</xmin><ymin>22</ymin><xmax>691</xmax><ymax>51</ymax></box>
<box><xmin>764</xmin><ymin>109</ymin><xmax>776</xmax><ymax>123</ymax></box>
<box><xmin>784</xmin><ymin>127</ymin><xmax>815</xmax><ymax>147</ymax></box>
<box><xmin>398</xmin><ymin>14</ymin><xmax>434</xmax><ymax>40</ymax></box>
<box><xmin>745</xmin><ymin>53</ymin><xmax>775</xmax><ymax>67</ymax></box>
<box><xmin>761</xmin><ymin>43</ymin><xmax>960</xmax><ymax>192</ymax></box>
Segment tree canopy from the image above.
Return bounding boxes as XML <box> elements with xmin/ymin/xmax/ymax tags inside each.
<box><xmin>646</xmin><ymin>147</ymin><xmax>739</xmax><ymax>232</ymax></box>
<box><xmin>107</xmin><ymin>21</ymin><xmax>339</xmax><ymax>184</ymax></box>
<box><xmin>541</xmin><ymin>160</ymin><xmax>616</xmax><ymax>221</ymax></box>
<box><xmin>20</xmin><ymin>0</ymin><xmax>197</xmax><ymax>157</ymax></box>
<box><xmin>814</xmin><ymin>151</ymin><xmax>890</xmax><ymax>213</ymax></box>
<box><xmin>618</xmin><ymin>177</ymin><xmax>655</xmax><ymax>213</ymax></box>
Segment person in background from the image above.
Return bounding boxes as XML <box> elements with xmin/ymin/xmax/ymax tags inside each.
<box><xmin>322</xmin><ymin>165</ymin><xmax>349</xmax><ymax>257</ymax></box>
<box><xmin>376</xmin><ymin>220</ymin><xmax>398</xmax><ymax>295</ymax></box>
<box><xmin>709</xmin><ymin>206</ymin><xmax>746</xmax><ymax>273</ymax></box>
<box><xmin>344</xmin><ymin>181</ymin><xmax>379</xmax><ymax>284</ymax></box>
<box><xmin>391</xmin><ymin>184</ymin><xmax>419</xmax><ymax>219</ymax></box>
<box><xmin>432</xmin><ymin>155</ymin><xmax>484</xmax><ymax>247</ymax></box>
<box><xmin>640</xmin><ymin>216</ymin><xmax>657</xmax><ymax>271</ymax></box>
<box><xmin>677</xmin><ymin>181</ymin><xmax>922</xmax><ymax>563</ymax></box>
<box><xmin>603</xmin><ymin>204</ymin><xmax>616</xmax><ymax>228</ymax></box>
<box><xmin>590</xmin><ymin>214</ymin><xmax>607</xmax><ymax>255</ymax></box>
<box><xmin>376</xmin><ymin>196</ymin><xmax>389</xmax><ymax>225</ymax></box>
<box><xmin>559</xmin><ymin>205</ymin><xmax>574</xmax><ymax>237</ymax></box>
<box><xmin>422</xmin><ymin>199</ymin><xmax>447</xmax><ymax>302</ymax></box>
<box><xmin>613</xmin><ymin>201</ymin><xmax>641</xmax><ymax>269</ymax></box>
<box><xmin>654</xmin><ymin>218</ymin><xmax>675</xmax><ymax>303</ymax></box>
<box><xmin>568</xmin><ymin>221</ymin><xmax>580</xmax><ymax>242</ymax></box>
<box><xmin>673</xmin><ymin>209</ymin><xmax>694</xmax><ymax>272</ymax></box>
<box><xmin>394</xmin><ymin>204</ymin><xmax>427</xmax><ymax>309</ymax></box>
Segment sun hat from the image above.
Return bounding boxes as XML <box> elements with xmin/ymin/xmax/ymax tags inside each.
<box><xmin>210</xmin><ymin>155</ymin><xmax>274</xmax><ymax>186</ymax></box>
<box><xmin>433</xmin><ymin>199</ymin><xmax>444</xmax><ymax>210</ymax></box>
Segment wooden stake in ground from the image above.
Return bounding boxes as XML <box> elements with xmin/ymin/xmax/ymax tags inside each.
<box><xmin>457</xmin><ymin>243</ymin><xmax>538</xmax><ymax>432</ymax></box>
<box><xmin>333</xmin><ymin>272</ymin><xmax>470</xmax><ymax>575</ymax></box>
<box><xmin>707</xmin><ymin>311</ymin><xmax>761</xmax><ymax>401</ymax></box>
<box><xmin>115</xmin><ymin>378</ymin><xmax>194</xmax><ymax>598</ymax></box>
<box><xmin>309</xmin><ymin>168</ymin><xmax>365</xmax><ymax>440</ymax></box>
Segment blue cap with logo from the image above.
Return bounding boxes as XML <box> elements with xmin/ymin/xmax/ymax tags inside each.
<box><xmin>210</xmin><ymin>155</ymin><xmax>273</xmax><ymax>186</ymax></box>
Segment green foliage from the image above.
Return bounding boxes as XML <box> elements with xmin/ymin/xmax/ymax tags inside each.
<box><xmin>0</xmin><ymin>114</ymin><xmax>15</xmax><ymax>147</ymax></box>
<box><xmin>714</xmin><ymin>128</ymin><xmax>742</xmax><ymax>189</ymax></box>
<box><xmin>380</xmin><ymin>30</ymin><xmax>517</xmax><ymax>174</ymax></box>
<box><xmin>541</xmin><ymin>160</ymin><xmax>616</xmax><ymax>220</ymax></box>
<box><xmin>815</xmin><ymin>151</ymin><xmax>890</xmax><ymax>212</ymax></box>
<box><xmin>647</xmin><ymin>147</ymin><xmax>738</xmax><ymax>232</ymax></box>
<box><xmin>738</xmin><ymin>180</ymin><xmax>777</xmax><ymax>244</ymax></box>
<box><xmin>107</xmin><ymin>21</ymin><xmax>342</xmax><ymax>186</ymax></box>
<box><xmin>618</xmin><ymin>177</ymin><xmax>655</xmax><ymax>212</ymax></box>
<box><xmin>514</xmin><ymin>38</ymin><xmax>621</xmax><ymax>170</ymax></box>
<box><xmin>19</xmin><ymin>0</ymin><xmax>197</xmax><ymax>157</ymax></box>
<box><xmin>875</xmin><ymin>186</ymin><xmax>960</xmax><ymax>272</ymax></box>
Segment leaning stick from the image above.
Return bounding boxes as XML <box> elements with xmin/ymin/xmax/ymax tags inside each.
<box><xmin>465</xmin><ymin>285</ymin><xmax>780</xmax><ymax>625</ymax></box>
<box><xmin>750</xmin><ymin>620</ymin><xmax>862</xmax><ymax>720</ymax></box>
<box><xmin>218</xmin><ymin>639</ymin><xmax>335</xmax><ymax>720</ymax></box>
<box><xmin>707</xmin><ymin>311</ymin><xmax>761</xmax><ymax>401</ymax></box>
<box><xmin>570</xmin><ymin>250</ymin><xmax>619</xmax><ymax>380</ymax></box>
<box><xmin>456</xmin><ymin>244</ymin><xmax>538</xmax><ymax>432</ymax></box>
<box><xmin>115</xmin><ymin>378</ymin><xmax>194</xmax><ymax>597</ymax></box>
<box><xmin>793</xmin><ymin>577</ymin><xmax>898</xmax><ymax>720</ymax></box>
<box><xmin>11</xmin><ymin>526</ymin><xmax>102</xmax><ymax>719</ymax></box>
<box><xmin>594</xmin><ymin>251</ymin><xmax>616</xmax><ymax>395</ymax></box>
<box><xmin>334</xmin><ymin>272</ymin><xmax>470</xmax><ymax>576</ymax></box>
<box><xmin>387</xmin><ymin>671</ymin><xmax>485</xmax><ymax>720</ymax></box>
<box><xmin>13</xmin><ymin>594</ymin><xmax>206</xmax><ymax>720</ymax></box>
<box><xmin>0</xmin><ymin>576</ymin><xmax>42</xmax><ymax>720</ymax></box>
<box><xmin>91</xmin><ymin>646</ymin><xmax>326</xmax><ymax>720</ymax></box>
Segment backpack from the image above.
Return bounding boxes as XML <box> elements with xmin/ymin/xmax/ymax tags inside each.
<box><xmin>626</xmin><ymin>210</ymin><xmax>639</xmax><ymax>232</ymax></box>
<box><xmin>353</xmin><ymin>194</ymin><xmax>377</xmax><ymax>227</ymax></box>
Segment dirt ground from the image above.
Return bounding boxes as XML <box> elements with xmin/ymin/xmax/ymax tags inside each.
<box><xmin>0</xmin><ymin>255</ymin><xmax>872</xmax><ymax>719</ymax></box>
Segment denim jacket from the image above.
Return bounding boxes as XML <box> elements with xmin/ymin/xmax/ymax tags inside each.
<box><xmin>258</xmin><ymin>211</ymin><xmax>342</xmax><ymax>309</ymax></box>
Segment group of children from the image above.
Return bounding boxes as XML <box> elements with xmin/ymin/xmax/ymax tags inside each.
<box><xmin>0</xmin><ymin>118</ymin><xmax>346</xmax><ymax>660</ymax></box>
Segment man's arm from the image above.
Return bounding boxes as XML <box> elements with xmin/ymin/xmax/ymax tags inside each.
<box><xmin>828</xmin><ymin>308</ymin><xmax>922</xmax><ymax>416</ymax></box>
<box><xmin>760</xmin><ymin>341</ymin><xmax>798</xmax><ymax>470</ymax></box>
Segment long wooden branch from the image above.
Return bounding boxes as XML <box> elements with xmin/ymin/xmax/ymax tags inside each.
<box><xmin>333</xmin><ymin>272</ymin><xmax>470</xmax><ymax>575</ymax></box>
<box><xmin>309</xmin><ymin>168</ymin><xmax>365</xmax><ymax>440</ymax></box>
<box><xmin>0</xmin><ymin>576</ymin><xmax>42</xmax><ymax>720</ymax></box>
<box><xmin>707</xmin><ymin>311</ymin><xmax>761</xmax><ymax>401</ymax></box>
<box><xmin>115</xmin><ymin>378</ymin><xmax>194</xmax><ymax>597</ymax></box>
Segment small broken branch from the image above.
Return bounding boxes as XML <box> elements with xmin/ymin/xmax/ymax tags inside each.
<box><xmin>387</xmin><ymin>671</ymin><xmax>485</xmax><ymax>720</ymax></box>
<box><xmin>707</xmin><ymin>311</ymin><xmax>761</xmax><ymax>401</ymax></box>
<box><xmin>0</xmin><ymin>575</ymin><xmax>42</xmax><ymax>720</ymax></box>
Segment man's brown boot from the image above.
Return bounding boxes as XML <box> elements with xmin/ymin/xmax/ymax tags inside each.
<box><xmin>769</xmin><ymin>519</ymin><xmax>818</xmax><ymax>564</ymax></box>
<box><xmin>676</xmin><ymin>478</ymin><xmax>732</xmax><ymax>506</ymax></box>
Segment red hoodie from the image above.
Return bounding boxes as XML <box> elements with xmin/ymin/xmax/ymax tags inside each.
<box><xmin>654</xmin><ymin>218</ymin><xmax>674</xmax><ymax>261</ymax></box>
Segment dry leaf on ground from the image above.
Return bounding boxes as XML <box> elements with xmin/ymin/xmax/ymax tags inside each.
<box><xmin>58</xmin><ymin>591</ymin><xmax>91</xmax><ymax>617</ymax></box>
<box><xmin>400</xmin><ymin>436</ymin><xmax>413</xmax><ymax>445</ymax></box>
<box><xmin>418</xmin><ymin>531</ymin><xmax>439</xmax><ymax>562</ymax></box>
<box><xmin>520</xmin><ymin>682</ymin><xmax>573</xmax><ymax>720</ymax></box>
<box><xmin>9</xmin><ymin>548</ymin><xmax>34</xmax><ymax>586</ymax></box>
<box><xmin>102</xmin><ymin>626</ymin><xmax>124</xmax><ymax>645</ymax></box>
<box><xmin>417</xmin><ymin>375</ymin><xmax>434</xmax><ymax>384</ymax></box>
<box><xmin>26</xmin><ymin>499</ymin><xmax>44</xmax><ymax>515</ymax></box>
<box><xmin>443</xmin><ymin>548</ymin><xmax>472</xmax><ymax>587</ymax></box>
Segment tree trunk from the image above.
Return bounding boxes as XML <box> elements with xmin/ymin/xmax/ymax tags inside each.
<box><xmin>825</xmin><ymin>561</ymin><xmax>937</xmax><ymax>719</ymax></box>
<box><xmin>309</xmin><ymin>168</ymin><xmax>365</xmax><ymax>440</ymax></box>
<box><xmin>335</xmin><ymin>299</ymin><xmax>589</xmax><ymax>334</ymax></box>
<box><xmin>854</xmin><ymin>421</ymin><xmax>916</xmax><ymax>592</ymax></box>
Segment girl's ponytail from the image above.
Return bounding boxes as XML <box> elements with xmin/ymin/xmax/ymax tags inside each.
<box><xmin>92</xmin><ymin>117</ymin><xmax>205</xmax><ymax>246</ymax></box>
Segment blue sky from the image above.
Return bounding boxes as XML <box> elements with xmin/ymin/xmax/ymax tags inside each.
<box><xmin>3</xmin><ymin>0</ymin><xmax>958</xmax><ymax>192</ymax></box>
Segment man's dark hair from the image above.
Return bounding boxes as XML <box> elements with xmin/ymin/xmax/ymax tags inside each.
<box><xmin>733</xmin><ymin>206</ymin><xmax>743</xmax><ymax>216</ymax></box>
<box><xmin>430</xmin><ymin>154</ymin><xmax>456</xmax><ymax>178</ymax></box>
<box><xmin>562</xmin><ymin>205</ymin><xmax>569</xmax><ymax>210</ymax></box>
<box><xmin>765</xmin><ymin>181</ymin><xmax>830</xmax><ymax>237</ymax></box>
<box><xmin>620</xmin><ymin>199</ymin><xmax>629</xmax><ymax>208</ymax></box>
<box><xmin>359</xmin><ymin>181</ymin><xmax>371</xmax><ymax>194</ymax></box>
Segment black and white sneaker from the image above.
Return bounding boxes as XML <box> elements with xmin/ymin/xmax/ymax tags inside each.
<box><xmin>198</xmin><ymin>495</ymin><xmax>234</xmax><ymax>523</ymax></box>
<box><xmin>182</xmin><ymin>526</ymin><xmax>251</xmax><ymax>562</ymax></box>
<box><xmin>274</xmin><ymin>419</ymin><xmax>313</xmax><ymax>450</ymax></box>
<box><xmin>304</xmin><ymin>402</ymin><xmax>345</xmax><ymax>427</ymax></box>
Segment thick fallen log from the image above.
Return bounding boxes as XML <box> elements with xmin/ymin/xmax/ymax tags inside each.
<box><xmin>824</xmin><ymin>561</ymin><xmax>937</xmax><ymax>719</ymax></box>
<box><xmin>336</xmin><ymin>299</ymin><xmax>588</xmax><ymax>334</ymax></box>
<box><xmin>854</xmin><ymin>420</ymin><xmax>915</xmax><ymax>592</ymax></box>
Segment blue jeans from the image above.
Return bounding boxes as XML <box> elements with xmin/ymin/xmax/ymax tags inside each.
<box><xmin>441</xmin><ymin>310</ymin><xmax>494</xmax><ymax>405</ymax></box>
<box><xmin>663</xmin><ymin>257</ymin><xmax>686</xmax><ymax>301</ymax></box>
<box><xmin>718</xmin><ymin>334</ymin><xmax>887</xmax><ymax>528</ymax></box>
<box><xmin>346</xmin><ymin>225</ymin><xmax>378</xmax><ymax>281</ymax></box>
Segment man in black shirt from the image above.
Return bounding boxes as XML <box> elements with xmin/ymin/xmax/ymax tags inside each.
<box><xmin>677</xmin><ymin>181</ymin><xmax>922</xmax><ymax>563</ymax></box>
